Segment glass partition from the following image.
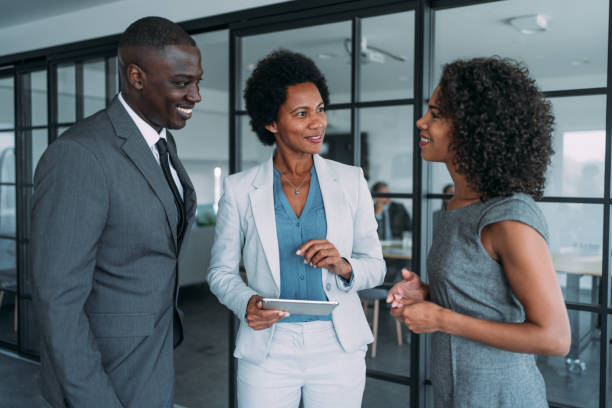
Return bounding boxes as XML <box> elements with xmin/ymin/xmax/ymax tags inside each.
<box><xmin>433</xmin><ymin>0</ymin><xmax>608</xmax><ymax>91</ymax></box>
<box><xmin>0</xmin><ymin>77</ymin><xmax>14</xmax><ymax>130</ymax></box>
<box><xmin>83</xmin><ymin>59</ymin><xmax>106</xmax><ymax>117</ymax></box>
<box><xmin>57</xmin><ymin>64</ymin><xmax>76</xmax><ymax>124</ymax></box>
<box><xmin>360</xmin><ymin>105</ymin><xmax>413</xmax><ymax>192</ymax></box>
<box><xmin>30</xmin><ymin>70</ymin><xmax>47</xmax><ymax>127</ymax></box>
<box><xmin>240</xmin><ymin>21</ymin><xmax>352</xmax><ymax>109</ymax></box>
<box><xmin>360</xmin><ymin>11</ymin><xmax>415</xmax><ymax>101</ymax></box>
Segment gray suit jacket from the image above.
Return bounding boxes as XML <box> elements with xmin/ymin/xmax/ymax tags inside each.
<box><xmin>31</xmin><ymin>97</ymin><xmax>197</xmax><ymax>408</ymax></box>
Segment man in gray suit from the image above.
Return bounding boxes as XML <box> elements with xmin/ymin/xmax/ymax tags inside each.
<box><xmin>31</xmin><ymin>16</ymin><xmax>202</xmax><ymax>408</ymax></box>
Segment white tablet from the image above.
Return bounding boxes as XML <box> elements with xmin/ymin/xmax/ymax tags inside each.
<box><xmin>261</xmin><ymin>298</ymin><xmax>339</xmax><ymax>316</ymax></box>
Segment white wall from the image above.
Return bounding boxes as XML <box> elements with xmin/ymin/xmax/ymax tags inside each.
<box><xmin>0</xmin><ymin>0</ymin><xmax>288</xmax><ymax>57</ymax></box>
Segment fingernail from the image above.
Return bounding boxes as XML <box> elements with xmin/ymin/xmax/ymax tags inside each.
<box><xmin>304</xmin><ymin>260</ymin><xmax>308</xmax><ymax>264</ymax></box>
<box><xmin>296</xmin><ymin>250</ymin><xmax>302</xmax><ymax>255</ymax></box>
<box><xmin>309</xmin><ymin>262</ymin><xmax>313</xmax><ymax>266</ymax></box>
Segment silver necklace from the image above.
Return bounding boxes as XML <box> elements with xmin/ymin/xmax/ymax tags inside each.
<box><xmin>280</xmin><ymin>171</ymin><xmax>310</xmax><ymax>195</ymax></box>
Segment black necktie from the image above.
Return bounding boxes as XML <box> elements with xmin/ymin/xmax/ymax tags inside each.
<box><xmin>155</xmin><ymin>138</ymin><xmax>186</xmax><ymax>247</ymax></box>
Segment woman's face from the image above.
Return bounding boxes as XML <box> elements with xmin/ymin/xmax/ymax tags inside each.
<box><xmin>265</xmin><ymin>82</ymin><xmax>327</xmax><ymax>156</ymax></box>
<box><xmin>416</xmin><ymin>86</ymin><xmax>454</xmax><ymax>163</ymax></box>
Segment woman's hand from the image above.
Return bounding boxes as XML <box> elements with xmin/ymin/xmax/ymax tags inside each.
<box><xmin>297</xmin><ymin>239</ymin><xmax>352</xmax><ymax>280</ymax></box>
<box><xmin>390</xmin><ymin>300</ymin><xmax>446</xmax><ymax>334</ymax></box>
<box><xmin>245</xmin><ymin>295</ymin><xmax>289</xmax><ymax>330</ymax></box>
<box><xmin>386</xmin><ymin>269</ymin><xmax>429</xmax><ymax>307</ymax></box>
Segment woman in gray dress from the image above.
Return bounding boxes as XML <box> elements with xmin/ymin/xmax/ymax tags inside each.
<box><xmin>387</xmin><ymin>57</ymin><xmax>571</xmax><ymax>407</ymax></box>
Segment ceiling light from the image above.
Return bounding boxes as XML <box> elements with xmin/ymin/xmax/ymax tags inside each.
<box><xmin>344</xmin><ymin>38</ymin><xmax>407</xmax><ymax>64</ymax></box>
<box><xmin>508</xmin><ymin>14</ymin><xmax>548</xmax><ymax>34</ymax></box>
<box><xmin>570</xmin><ymin>59</ymin><xmax>591</xmax><ymax>67</ymax></box>
<box><xmin>317</xmin><ymin>52</ymin><xmax>336</xmax><ymax>60</ymax></box>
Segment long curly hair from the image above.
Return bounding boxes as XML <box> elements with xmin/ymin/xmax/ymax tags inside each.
<box><xmin>244</xmin><ymin>49</ymin><xmax>330</xmax><ymax>145</ymax></box>
<box><xmin>437</xmin><ymin>57</ymin><xmax>554</xmax><ymax>200</ymax></box>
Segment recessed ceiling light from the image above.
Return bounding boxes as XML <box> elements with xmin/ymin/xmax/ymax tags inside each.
<box><xmin>317</xmin><ymin>52</ymin><xmax>337</xmax><ymax>60</ymax></box>
<box><xmin>570</xmin><ymin>59</ymin><xmax>591</xmax><ymax>66</ymax></box>
<box><xmin>508</xmin><ymin>14</ymin><xmax>548</xmax><ymax>34</ymax></box>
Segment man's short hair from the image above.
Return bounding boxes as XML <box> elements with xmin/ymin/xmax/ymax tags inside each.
<box><xmin>371</xmin><ymin>181</ymin><xmax>389</xmax><ymax>194</ymax></box>
<box><xmin>118</xmin><ymin>16</ymin><xmax>195</xmax><ymax>50</ymax></box>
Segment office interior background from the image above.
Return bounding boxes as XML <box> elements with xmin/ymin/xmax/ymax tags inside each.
<box><xmin>0</xmin><ymin>0</ymin><xmax>609</xmax><ymax>407</ymax></box>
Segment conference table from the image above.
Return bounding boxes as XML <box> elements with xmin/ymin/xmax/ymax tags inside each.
<box><xmin>380</xmin><ymin>241</ymin><xmax>602</xmax><ymax>374</ymax></box>
<box><xmin>551</xmin><ymin>253</ymin><xmax>602</xmax><ymax>374</ymax></box>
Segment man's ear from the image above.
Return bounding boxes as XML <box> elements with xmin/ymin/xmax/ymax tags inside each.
<box><xmin>264</xmin><ymin>123</ymin><xmax>277</xmax><ymax>134</ymax></box>
<box><xmin>126</xmin><ymin>63</ymin><xmax>145</xmax><ymax>91</ymax></box>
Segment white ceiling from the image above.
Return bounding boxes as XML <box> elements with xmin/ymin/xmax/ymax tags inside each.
<box><xmin>1</xmin><ymin>0</ymin><xmax>124</xmax><ymax>28</ymax></box>
<box><xmin>4</xmin><ymin>0</ymin><xmax>608</xmax><ymax>97</ymax></box>
<box><xmin>229</xmin><ymin>0</ymin><xmax>608</xmax><ymax>96</ymax></box>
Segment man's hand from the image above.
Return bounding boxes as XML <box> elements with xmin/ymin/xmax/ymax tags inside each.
<box><xmin>386</xmin><ymin>269</ymin><xmax>428</xmax><ymax>307</ymax></box>
<box><xmin>245</xmin><ymin>295</ymin><xmax>289</xmax><ymax>330</ymax></box>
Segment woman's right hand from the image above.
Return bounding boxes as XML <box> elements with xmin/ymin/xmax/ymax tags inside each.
<box><xmin>386</xmin><ymin>269</ymin><xmax>429</xmax><ymax>308</ymax></box>
<box><xmin>245</xmin><ymin>295</ymin><xmax>290</xmax><ymax>330</ymax></box>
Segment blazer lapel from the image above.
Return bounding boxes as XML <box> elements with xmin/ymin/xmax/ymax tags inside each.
<box><xmin>249</xmin><ymin>156</ymin><xmax>281</xmax><ymax>290</ymax></box>
<box><xmin>314</xmin><ymin>155</ymin><xmax>346</xmax><ymax>251</ymax></box>
<box><xmin>106</xmin><ymin>97</ymin><xmax>179</xmax><ymax>247</ymax></box>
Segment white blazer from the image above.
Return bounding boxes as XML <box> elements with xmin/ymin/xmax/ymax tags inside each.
<box><xmin>207</xmin><ymin>154</ymin><xmax>386</xmax><ymax>364</ymax></box>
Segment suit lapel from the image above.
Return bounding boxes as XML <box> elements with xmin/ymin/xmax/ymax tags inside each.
<box><xmin>249</xmin><ymin>156</ymin><xmax>281</xmax><ymax>290</ymax></box>
<box><xmin>106</xmin><ymin>97</ymin><xmax>179</xmax><ymax>247</ymax></box>
<box><xmin>314</xmin><ymin>155</ymin><xmax>345</xmax><ymax>250</ymax></box>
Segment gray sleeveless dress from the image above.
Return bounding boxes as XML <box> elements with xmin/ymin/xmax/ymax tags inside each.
<box><xmin>428</xmin><ymin>193</ymin><xmax>548</xmax><ymax>408</ymax></box>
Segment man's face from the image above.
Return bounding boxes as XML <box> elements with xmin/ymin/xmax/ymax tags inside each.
<box><xmin>139</xmin><ymin>44</ymin><xmax>203</xmax><ymax>131</ymax></box>
<box><xmin>374</xmin><ymin>186</ymin><xmax>390</xmax><ymax>206</ymax></box>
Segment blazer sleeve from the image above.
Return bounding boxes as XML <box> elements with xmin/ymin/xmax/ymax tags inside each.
<box><xmin>337</xmin><ymin>168</ymin><xmax>386</xmax><ymax>291</ymax></box>
<box><xmin>207</xmin><ymin>177</ymin><xmax>257</xmax><ymax>321</ymax></box>
<box><xmin>31</xmin><ymin>139</ymin><xmax>124</xmax><ymax>407</ymax></box>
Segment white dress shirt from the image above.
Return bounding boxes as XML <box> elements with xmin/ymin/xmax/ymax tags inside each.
<box><xmin>118</xmin><ymin>93</ymin><xmax>184</xmax><ymax>199</ymax></box>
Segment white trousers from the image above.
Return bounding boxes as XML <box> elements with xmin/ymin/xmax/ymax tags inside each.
<box><xmin>237</xmin><ymin>320</ymin><xmax>366</xmax><ymax>408</ymax></box>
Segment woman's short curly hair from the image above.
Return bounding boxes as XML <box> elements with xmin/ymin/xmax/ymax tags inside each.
<box><xmin>437</xmin><ymin>57</ymin><xmax>554</xmax><ymax>200</ymax></box>
<box><xmin>244</xmin><ymin>49</ymin><xmax>330</xmax><ymax>145</ymax></box>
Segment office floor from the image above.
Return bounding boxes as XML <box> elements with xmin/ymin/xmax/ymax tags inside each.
<box><xmin>0</xmin><ymin>284</ymin><xmax>607</xmax><ymax>408</ymax></box>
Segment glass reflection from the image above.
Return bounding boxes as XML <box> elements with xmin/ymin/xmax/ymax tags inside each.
<box><xmin>360</xmin><ymin>11</ymin><xmax>415</xmax><ymax>101</ymax></box>
<box><xmin>0</xmin><ymin>237</ymin><xmax>17</xmax><ymax>345</ymax></box>
<box><xmin>240</xmin><ymin>114</ymin><xmax>274</xmax><ymax>170</ymax></box>
<box><xmin>545</xmin><ymin>95</ymin><xmax>606</xmax><ymax>197</ymax></box>
<box><xmin>320</xmin><ymin>109</ymin><xmax>351</xmax><ymax>165</ymax></box>
<box><xmin>539</xmin><ymin>202</ymin><xmax>602</xmax><ymax>304</ymax></box>
<box><xmin>0</xmin><ymin>77</ymin><xmax>14</xmax><ymax>129</ymax></box>
<box><xmin>32</xmin><ymin>129</ymin><xmax>48</xmax><ymax>182</ymax></box>
<box><xmin>57</xmin><ymin>64</ymin><xmax>76</xmax><ymax>123</ymax></box>
<box><xmin>0</xmin><ymin>131</ymin><xmax>15</xmax><ymax>184</ymax></box>
<box><xmin>83</xmin><ymin>60</ymin><xmax>106</xmax><ymax>118</ymax></box>
<box><xmin>31</xmin><ymin>70</ymin><xmax>47</xmax><ymax>127</ymax></box>
<box><xmin>536</xmin><ymin>310</ymin><xmax>600</xmax><ymax>407</ymax></box>
<box><xmin>241</xmin><ymin>21</ymin><xmax>352</xmax><ymax>109</ymax></box>
<box><xmin>434</xmin><ymin>0</ymin><xmax>608</xmax><ymax>91</ymax></box>
<box><xmin>360</xmin><ymin>106</ymin><xmax>413</xmax><ymax>193</ymax></box>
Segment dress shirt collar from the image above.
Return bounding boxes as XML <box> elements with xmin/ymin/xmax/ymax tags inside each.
<box><xmin>118</xmin><ymin>92</ymin><xmax>167</xmax><ymax>147</ymax></box>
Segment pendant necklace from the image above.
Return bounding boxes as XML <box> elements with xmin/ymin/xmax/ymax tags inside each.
<box><xmin>281</xmin><ymin>171</ymin><xmax>310</xmax><ymax>195</ymax></box>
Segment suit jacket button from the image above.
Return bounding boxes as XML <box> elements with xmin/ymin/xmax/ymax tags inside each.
<box><xmin>326</xmin><ymin>283</ymin><xmax>331</xmax><ymax>291</ymax></box>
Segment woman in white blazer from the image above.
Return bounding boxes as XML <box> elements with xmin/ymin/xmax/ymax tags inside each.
<box><xmin>207</xmin><ymin>50</ymin><xmax>385</xmax><ymax>408</ymax></box>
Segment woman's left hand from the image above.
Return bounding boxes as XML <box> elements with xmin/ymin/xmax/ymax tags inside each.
<box><xmin>297</xmin><ymin>239</ymin><xmax>352</xmax><ymax>280</ymax></box>
<box><xmin>390</xmin><ymin>300</ymin><xmax>446</xmax><ymax>334</ymax></box>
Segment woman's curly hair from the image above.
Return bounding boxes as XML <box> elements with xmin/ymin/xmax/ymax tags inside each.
<box><xmin>437</xmin><ymin>57</ymin><xmax>554</xmax><ymax>200</ymax></box>
<box><xmin>244</xmin><ymin>49</ymin><xmax>330</xmax><ymax>145</ymax></box>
